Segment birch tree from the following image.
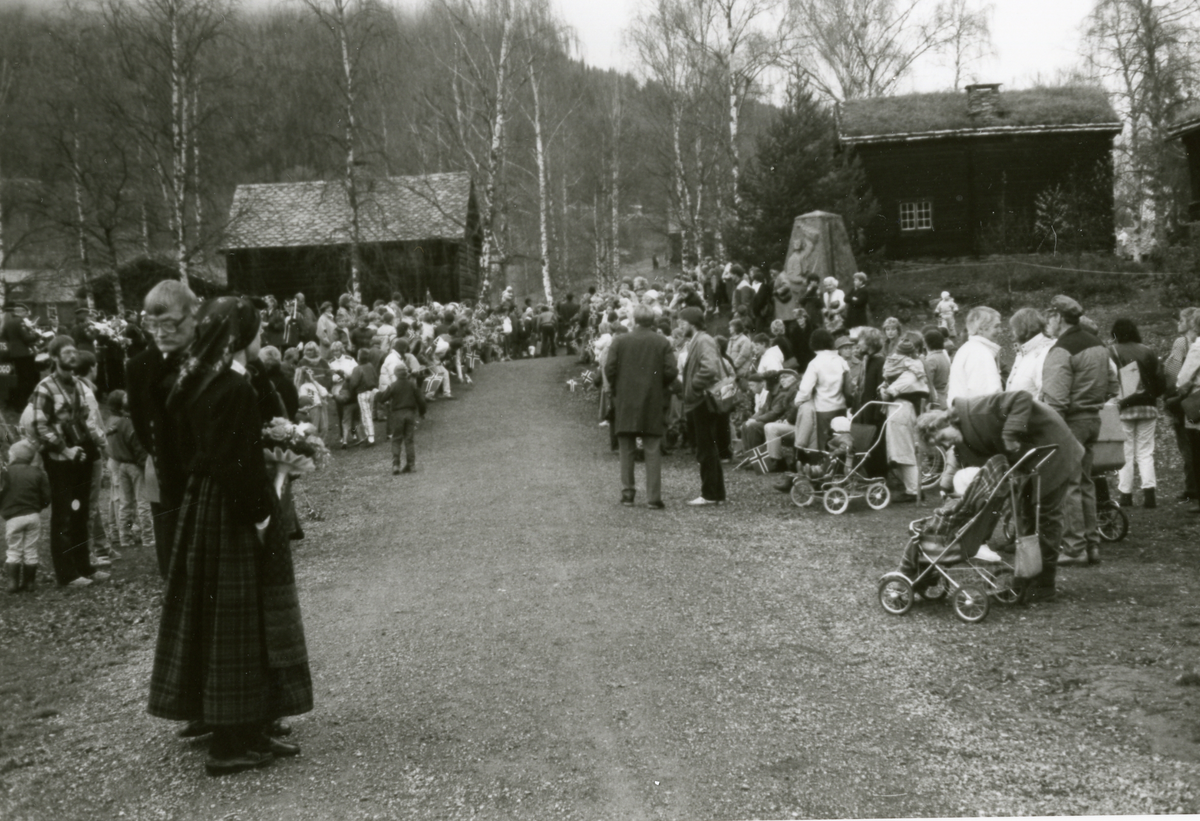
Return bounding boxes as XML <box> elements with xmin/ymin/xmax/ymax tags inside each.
<box><xmin>1086</xmin><ymin>0</ymin><xmax>1200</xmax><ymax>252</ymax></box>
<box><xmin>789</xmin><ymin>0</ymin><xmax>961</xmax><ymax>101</ymax></box>
<box><xmin>102</xmin><ymin>0</ymin><xmax>232</xmax><ymax>285</ymax></box>
<box><xmin>301</xmin><ymin>0</ymin><xmax>387</xmax><ymax>301</ymax></box>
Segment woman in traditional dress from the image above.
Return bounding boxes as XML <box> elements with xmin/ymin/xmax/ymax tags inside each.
<box><xmin>148</xmin><ymin>296</ymin><xmax>312</xmax><ymax>777</ymax></box>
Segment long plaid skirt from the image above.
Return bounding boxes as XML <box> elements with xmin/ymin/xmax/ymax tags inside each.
<box><xmin>148</xmin><ymin>475</ymin><xmax>313</xmax><ymax>726</ymax></box>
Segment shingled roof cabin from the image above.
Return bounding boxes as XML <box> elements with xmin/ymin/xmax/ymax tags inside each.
<box><xmin>839</xmin><ymin>84</ymin><xmax>1122</xmax><ymax>259</ymax></box>
<box><xmin>222</xmin><ymin>172</ymin><xmax>482</xmax><ymax>305</ymax></box>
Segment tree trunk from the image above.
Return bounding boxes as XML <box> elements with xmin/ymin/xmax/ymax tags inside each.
<box><xmin>170</xmin><ymin>1</ymin><xmax>189</xmax><ymax>285</ymax></box>
<box><xmin>530</xmin><ymin>68</ymin><xmax>553</xmax><ymax>303</ymax></box>
<box><xmin>335</xmin><ymin>0</ymin><xmax>362</xmax><ymax>302</ymax></box>
<box><xmin>479</xmin><ymin>9</ymin><xmax>513</xmax><ymax>304</ymax></box>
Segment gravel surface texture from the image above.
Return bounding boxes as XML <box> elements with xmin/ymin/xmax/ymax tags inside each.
<box><xmin>3</xmin><ymin>354</ymin><xmax>1200</xmax><ymax>819</ymax></box>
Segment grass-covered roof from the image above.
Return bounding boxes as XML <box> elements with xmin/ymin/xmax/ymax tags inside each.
<box><xmin>839</xmin><ymin>86</ymin><xmax>1120</xmax><ymax>141</ymax></box>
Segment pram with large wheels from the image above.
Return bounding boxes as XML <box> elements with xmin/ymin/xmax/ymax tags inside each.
<box><xmin>788</xmin><ymin>401</ymin><xmax>896</xmax><ymax>514</ymax></box>
<box><xmin>877</xmin><ymin>446</ymin><xmax>1058</xmax><ymax>623</ymax></box>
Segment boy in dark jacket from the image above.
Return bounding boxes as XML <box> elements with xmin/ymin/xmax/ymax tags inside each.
<box><xmin>375</xmin><ymin>362</ymin><xmax>427</xmax><ymax>474</ymax></box>
<box><xmin>104</xmin><ymin>390</ymin><xmax>155</xmax><ymax>553</ymax></box>
<box><xmin>3</xmin><ymin>439</ymin><xmax>51</xmax><ymax>592</ymax></box>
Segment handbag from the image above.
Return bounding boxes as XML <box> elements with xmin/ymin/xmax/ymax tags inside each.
<box><xmin>1013</xmin><ymin>534</ymin><xmax>1043</xmax><ymax>580</ymax></box>
<box><xmin>706</xmin><ymin>358</ymin><xmax>738</xmax><ymax>415</ymax></box>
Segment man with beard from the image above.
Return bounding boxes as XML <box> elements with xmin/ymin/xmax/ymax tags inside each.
<box><xmin>31</xmin><ymin>336</ymin><xmax>109</xmax><ymax>587</ymax></box>
<box><xmin>678</xmin><ymin>307</ymin><xmax>726</xmax><ymax>505</ymax></box>
<box><xmin>126</xmin><ymin>280</ymin><xmax>198</xmax><ymax>578</ymax></box>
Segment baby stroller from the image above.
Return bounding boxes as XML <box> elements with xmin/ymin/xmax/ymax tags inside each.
<box><xmin>877</xmin><ymin>446</ymin><xmax>1058</xmax><ymax>623</ymax></box>
<box><xmin>788</xmin><ymin>401</ymin><xmax>895</xmax><ymax>514</ymax></box>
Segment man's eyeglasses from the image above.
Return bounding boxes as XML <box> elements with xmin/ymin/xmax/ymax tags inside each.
<box><xmin>144</xmin><ymin>315</ymin><xmax>188</xmax><ymax>334</ymax></box>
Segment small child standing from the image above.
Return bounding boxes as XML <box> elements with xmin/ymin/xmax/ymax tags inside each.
<box><xmin>935</xmin><ymin>291</ymin><xmax>959</xmax><ymax>337</ymax></box>
<box><xmin>376</xmin><ymin>362</ymin><xmax>427</xmax><ymax>474</ymax></box>
<box><xmin>104</xmin><ymin>391</ymin><xmax>155</xmax><ymax>554</ymax></box>
<box><xmin>3</xmin><ymin>440</ymin><xmax>51</xmax><ymax>593</ymax></box>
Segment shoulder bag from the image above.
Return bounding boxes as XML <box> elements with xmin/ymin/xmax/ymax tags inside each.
<box><xmin>706</xmin><ymin>357</ymin><xmax>738</xmax><ymax>415</ymax></box>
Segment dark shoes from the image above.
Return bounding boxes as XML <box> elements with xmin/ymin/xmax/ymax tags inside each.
<box><xmin>1144</xmin><ymin>489</ymin><xmax>1156</xmax><ymax>509</ymax></box>
<box><xmin>1025</xmin><ymin>586</ymin><xmax>1057</xmax><ymax>604</ymax></box>
<box><xmin>178</xmin><ymin>720</ymin><xmax>213</xmax><ymax>738</ymax></box>
<box><xmin>253</xmin><ymin>734</ymin><xmax>300</xmax><ymax>757</ymax></box>
<box><xmin>1119</xmin><ymin>492</ymin><xmax>1134</xmax><ymax>507</ymax></box>
<box><xmin>647</xmin><ymin>500</ymin><xmax>665</xmax><ymax>510</ymax></box>
<box><xmin>620</xmin><ymin>491</ymin><xmax>636</xmax><ymax>507</ymax></box>
<box><xmin>891</xmin><ymin>492</ymin><xmax>918</xmax><ymax>504</ymax></box>
<box><xmin>205</xmin><ymin>749</ymin><xmax>273</xmax><ymax>777</ymax></box>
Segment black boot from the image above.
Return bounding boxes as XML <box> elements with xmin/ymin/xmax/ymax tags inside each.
<box><xmin>1119</xmin><ymin>492</ymin><xmax>1133</xmax><ymax>507</ymax></box>
<box><xmin>22</xmin><ymin>565</ymin><xmax>36</xmax><ymax>592</ymax></box>
<box><xmin>1144</xmin><ymin>488</ymin><xmax>1157</xmax><ymax>509</ymax></box>
<box><xmin>392</xmin><ymin>457</ymin><xmax>401</xmax><ymax>476</ymax></box>
<box><xmin>5</xmin><ymin>563</ymin><xmax>20</xmax><ymax>594</ymax></box>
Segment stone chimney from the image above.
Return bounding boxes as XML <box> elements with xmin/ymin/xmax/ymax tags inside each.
<box><xmin>965</xmin><ymin>83</ymin><xmax>1002</xmax><ymax>121</ymax></box>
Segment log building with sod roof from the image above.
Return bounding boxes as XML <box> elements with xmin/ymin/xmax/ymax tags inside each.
<box><xmin>838</xmin><ymin>84</ymin><xmax>1122</xmax><ymax>259</ymax></box>
<box><xmin>223</xmin><ymin>172</ymin><xmax>482</xmax><ymax>305</ymax></box>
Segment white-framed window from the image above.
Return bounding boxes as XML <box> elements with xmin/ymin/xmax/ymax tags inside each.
<box><xmin>899</xmin><ymin>200</ymin><xmax>933</xmax><ymax>231</ymax></box>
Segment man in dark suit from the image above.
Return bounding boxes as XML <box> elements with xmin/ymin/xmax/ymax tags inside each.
<box><xmin>604</xmin><ymin>304</ymin><xmax>678</xmax><ymax>509</ymax></box>
<box><xmin>917</xmin><ymin>390</ymin><xmax>1084</xmax><ymax>602</ymax></box>
<box><xmin>125</xmin><ymin>280</ymin><xmax>198</xmax><ymax>578</ymax></box>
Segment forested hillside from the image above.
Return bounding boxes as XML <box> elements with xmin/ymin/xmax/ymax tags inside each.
<box><xmin>0</xmin><ymin>0</ymin><xmax>777</xmax><ymax>302</ymax></box>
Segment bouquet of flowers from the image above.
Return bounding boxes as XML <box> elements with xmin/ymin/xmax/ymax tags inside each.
<box><xmin>88</xmin><ymin>316</ymin><xmax>131</xmax><ymax>348</ymax></box>
<box><xmin>262</xmin><ymin>417</ymin><xmax>331</xmax><ymax>497</ymax></box>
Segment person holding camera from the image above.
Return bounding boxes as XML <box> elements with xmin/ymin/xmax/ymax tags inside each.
<box><xmin>30</xmin><ymin>335</ymin><xmax>108</xmax><ymax>587</ymax></box>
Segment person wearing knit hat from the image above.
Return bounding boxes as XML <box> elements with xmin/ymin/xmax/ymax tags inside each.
<box><xmin>29</xmin><ymin>334</ymin><xmax>111</xmax><ymax>588</ymax></box>
<box><xmin>2</xmin><ymin>439</ymin><xmax>50</xmax><ymax>593</ymax></box>
<box><xmin>1043</xmin><ymin>292</ymin><xmax>1117</xmax><ymax>571</ymax></box>
<box><xmin>678</xmin><ymin>306</ymin><xmax>726</xmax><ymax>505</ymax></box>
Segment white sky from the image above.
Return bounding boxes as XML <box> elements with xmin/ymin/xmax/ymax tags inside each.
<box><xmin>559</xmin><ymin>0</ymin><xmax>1099</xmax><ymax>94</ymax></box>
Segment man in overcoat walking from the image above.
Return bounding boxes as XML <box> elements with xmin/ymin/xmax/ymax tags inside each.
<box><xmin>605</xmin><ymin>304</ymin><xmax>678</xmax><ymax>508</ymax></box>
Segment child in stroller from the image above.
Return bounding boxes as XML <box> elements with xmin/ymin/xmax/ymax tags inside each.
<box><xmin>880</xmin><ymin>453</ymin><xmax>1024</xmax><ymax>623</ymax></box>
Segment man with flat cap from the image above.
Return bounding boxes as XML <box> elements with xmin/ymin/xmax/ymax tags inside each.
<box><xmin>1042</xmin><ymin>294</ymin><xmax>1118</xmax><ymax>567</ymax></box>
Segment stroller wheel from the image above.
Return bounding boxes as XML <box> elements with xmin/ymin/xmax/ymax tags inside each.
<box><xmin>952</xmin><ymin>585</ymin><xmax>991</xmax><ymax>623</ymax></box>
<box><xmin>1097</xmin><ymin>502</ymin><xmax>1129</xmax><ymax>542</ymax></box>
<box><xmin>823</xmin><ymin>486</ymin><xmax>850</xmax><ymax>515</ymax></box>
<box><xmin>865</xmin><ymin>483</ymin><xmax>890</xmax><ymax>510</ymax></box>
<box><xmin>790</xmin><ymin>478</ymin><xmax>816</xmax><ymax>507</ymax></box>
<box><xmin>918</xmin><ymin>576</ymin><xmax>948</xmax><ymax>601</ymax></box>
<box><xmin>878</xmin><ymin>573</ymin><xmax>914</xmax><ymax>615</ymax></box>
<box><xmin>920</xmin><ymin>446</ymin><xmax>946</xmax><ymax>490</ymax></box>
<box><xmin>991</xmin><ymin>570</ymin><xmax>1022</xmax><ymax>605</ymax></box>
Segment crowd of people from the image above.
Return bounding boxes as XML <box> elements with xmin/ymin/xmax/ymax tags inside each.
<box><xmin>583</xmin><ymin>262</ymin><xmax>1199</xmax><ymax>605</ymax></box>
<box><xmin>0</xmin><ymin>282</ymin><xmax>504</xmax><ymax>776</ymax></box>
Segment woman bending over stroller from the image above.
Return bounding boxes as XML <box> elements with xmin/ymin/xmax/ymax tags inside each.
<box><xmin>916</xmin><ymin>390</ymin><xmax>1084</xmax><ymax>603</ymax></box>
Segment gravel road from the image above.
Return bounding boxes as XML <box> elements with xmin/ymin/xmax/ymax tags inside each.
<box><xmin>4</xmin><ymin>355</ymin><xmax>1200</xmax><ymax>819</ymax></box>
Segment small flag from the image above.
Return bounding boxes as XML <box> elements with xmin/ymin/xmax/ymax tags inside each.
<box><xmin>466</xmin><ymin>352</ymin><xmax>482</xmax><ymax>370</ymax></box>
<box><xmin>736</xmin><ymin>443</ymin><xmax>771</xmax><ymax>474</ymax></box>
<box><xmin>581</xmin><ymin>370</ymin><xmax>596</xmax><ymax>386</ymax></box>
<box><xmin>566</xmin><ymin>378</ymin><xmax>578</xmax><ymax>392</ymax></box>
<box><xmin>424</xmin><ymin>374</ymin><xmax>441</xmax><ymax>395</ymax></box>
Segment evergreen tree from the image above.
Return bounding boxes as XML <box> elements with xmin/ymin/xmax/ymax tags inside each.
<box><xmin>728</xmin><ymin>84</ymin><xmax>874</xmax><ymax>270</ymax></box>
